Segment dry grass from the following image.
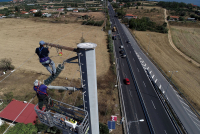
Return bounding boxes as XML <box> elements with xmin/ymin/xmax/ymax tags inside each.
<box><xmin>125</xmin><ymin>6</ymin><xmax>165</xmax><ymax>25</ymax></box>
<box><xmin>171</xmin><ymin>26</ymin><xmax>200</xmax><ymax>64</ymax></box>
<box><xmin>132</xmin><ymin>30</ymin><xmax>200</xmax><ymax>112</ymax></box>
<box><xmin>0</xmin><ymin>18</ymin><xmax>122</xmax><ymax>133</ymax></box>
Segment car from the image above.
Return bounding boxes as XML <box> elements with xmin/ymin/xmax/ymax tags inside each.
<box><xmin>124</xmin><ymin>78</ymin><xmax>130</xmax><ymax>85</ymax></box>
<box><xmin>126</xmin><ymin>40</ymin><xmax>130</xmax><ymax>44</ymax></box>
<box><xmin>120</xmin><ymin>45</ymin><xmax>124</xmax><ymax>49</ymax></box>
<box><xmin>120</xmin><ymin>49</ymin><xmax>125</xmax><ymax>54</ymax></box>
<box><xmin>121</xmin><ymin>53</ymin><xmax>126</xmax><ymax>58</ymax></box>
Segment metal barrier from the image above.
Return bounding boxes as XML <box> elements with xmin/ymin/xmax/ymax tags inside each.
<box><xmin>34</xmin><ymin>99</ymin><xmax>89</xmax><ymax>134</ymax></box>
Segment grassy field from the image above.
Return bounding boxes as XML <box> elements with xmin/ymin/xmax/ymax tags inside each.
<box><xmin>171</xmin><ymin>26</ymin><xmax>200</xmax><ymax>64</ymax></box>
<box><xmin>125</xmin><ymin>6</ymin><xmax>165</xmax><ymax>25</ymax></box>
<box><xmin>0</xmin><ymin>16</ymin><xmax>122</xmax><ymax>133</ymax></box>
<box><xmin>133</xmin><ymin>30</ymin><xmax>200</xmax><ymax>112</ymax></box>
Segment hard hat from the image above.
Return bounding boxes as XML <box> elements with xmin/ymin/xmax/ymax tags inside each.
<box><xmin>39</xmin><ymin>40</ymin><xmax>45</xmax><ymax>45</ymax></box>
<box><xmin>34</xmin><ymin>80</ymin><xmax>39</xmax><ymax>86</ymax></box>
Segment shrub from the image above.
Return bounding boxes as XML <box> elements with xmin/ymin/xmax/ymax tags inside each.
<box><xmin>0</xmin><ymin>58</ymin><xmax>15</xmax><ymax>71</ymax></box>
<box><xmin>99</xmin><ymin>122</ymin><xmax>109</xmax><ymax>134</ymax></box>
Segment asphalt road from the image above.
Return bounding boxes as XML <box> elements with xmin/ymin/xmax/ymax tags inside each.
<box><xmin>121</xmin><ymin>22</ymin><xmax>200</xmax><ymax>134</ymax></box>
<box><xmin>108</xmin><ymin>3</ymin><xmax>178</xmax><ymax>134</ymax></box>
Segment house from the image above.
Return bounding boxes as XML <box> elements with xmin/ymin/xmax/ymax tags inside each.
<box><xmin>0</xmin><ymin>99</ymin><xmax>38</xmax><ymax>124</ymax></box>
<box><xmin>187</xmin><ymin>18</ymin><xmax>195</xmax><ymax>21</ymax></box>
<box><xmin>57</xmin><ymin>8</ymin><xmax>64</xmax><ymax>11</ymax></box>
<box><xmin>73</xmin><ymin>9</ymin><xmax>78</xmax><ymax>13</ymax></box>
<box><xmin>29</xmin><ymin>9</ymin><xmax>37</xmax><ymax>13</ymax></box>
<box><xmin>125</xmin><ymin>14</ymin><xmax>137</xmax><ymax>19</ymax></box>
<box><xmin>119</xmin><ymin>3</ymin><xmax>125</xmax><ymax>8</ymax></box>
<box><xmin>0</xmin><ymin>14</ymin><xmax>3</xmax><ymax>17</ymax></box>
<box><xmin>112</xmin><ymin>0</ymin><xmax>116</xmax><ymax>3</ymax></box>
<box><xmin>170</xmin><ymin>16</ymin><xmax>179</xmax><ymax>21</ymax></box>
<box><xmin>20</xmin><ymin>11</ymin><xmax>29</xmax><ymax>14</ymax></box>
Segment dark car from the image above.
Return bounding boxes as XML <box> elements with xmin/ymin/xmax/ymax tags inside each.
<box><xmin>126</xmin><ymin>40</ymin><xmax>130</xmax><ymax>44</ymax></box>
<box><xmin>120</xmin><ymin>49</ymin><xmax>125</xmax><ymax>54</ymax></box>
<box><xmin>124</xmin><ymin>78</ymin><xmax>130</xmax><ymax>85</ymax></box>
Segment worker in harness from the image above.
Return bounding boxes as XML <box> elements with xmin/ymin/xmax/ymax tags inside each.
<box><xmin>33</xmin><ymin>80</ymin><xmax>53</xmax><ymax>110</ymax></box>
<box><xmin>35</xmin><ymin>40</ymin><xmax>56</xmax><ymax>76</ymax></box>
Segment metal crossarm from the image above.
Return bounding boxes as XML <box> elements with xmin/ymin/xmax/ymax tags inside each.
<box><xmin>34</xmin><ymin>99</ymin><xmax>89</xmax><ymax>134</ymax></box>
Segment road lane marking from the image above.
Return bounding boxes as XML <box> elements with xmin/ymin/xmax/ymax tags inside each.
<box><xmin>164</xmin><ymin>130</ymin><xmax>167</xmax><ymax>134</ymax></box>
<box><xmin>130</xmin><ymin>51</ymin><xmax>131</xmax><ymax>53</ymax></box>
<box><xmin>137</xmin><ymin>68</ymin><xmax>140</xmax><ymax>72</ymax></box>
<box><xmin>142</xmin><ymin>64</ymin><xmax>146</xmax><ymax>66</ymax></box>
<box><xmin>150</xmin><ymin>71</ymin><xmax>152</xmax><ymax>74</ymax></box>
<box><xmin>184</xmin><ymin>106</ymin><xmax>198</xmax><ymax>118</ymax></box>
<box><xmin>151</xmin><ymin>100</ymin><xmax>156</xmax><ymax>109</ymax></box>
<box><xmin>143</xmin><ymin>81</ymin><xmax>146</xmax><ymax>87</ymax></box>
<box><xmin>152</xmin><ymin>75</ymin><xmax>155</xmax><ymax>78</ymax></box>
<box><xmin>159</xmin><ymin>85</ymin><xmax>162</xmax><ymax>89</ymax></box>
<box><xmin>141</xmin><ymin>61</ymin><xmax>144</xmax><ymax>63</ymax></box>
<box><xmin>155</xmin><ymin>79</ymin><xmax>157</xmax><ymax>83</ymax></box>
<box><xmin>146</xmin><ymin>67</ymin><xmax>149</xmax><ymax>70</ymax></box>
<box><xmin>179</xmin><ymin>99</ymin><xmax>189</xmax><ymax>108</ymax></box>
<box><xmin>188</xmin><ymin>114</ymin><xmax>200</xmax><ymax>124</ymax></box>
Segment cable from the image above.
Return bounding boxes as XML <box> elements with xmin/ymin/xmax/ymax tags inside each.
<box><xmin>3</xmin><ymin>95</ymin><xmax>36</xmax><ymax>134</ymax></box>
<box><xmin>0</xmin><ymin>53</ymin><xmax>36</xmax><ymax>83</ymax></box>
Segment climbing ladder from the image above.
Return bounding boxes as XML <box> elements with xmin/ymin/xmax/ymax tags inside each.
<box><xmin>44</xmin><ymin>64</ymin><xmax>64</xmax><ymax>85</ymax></box>
<box><xmin>34</xmin><ymin>99</ymin><xmax>89</xmax><ymax>134</ymax></box>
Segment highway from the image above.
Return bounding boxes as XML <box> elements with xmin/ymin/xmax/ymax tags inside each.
<box><xmin>121</xmin><ymin>19</ymin><xmax>200</xmax><ymax>134</ymax></box>
<box><xmin>108</xmin><ymin>3</ymin><xmax>178</xmax><ymax>134</ymax></box>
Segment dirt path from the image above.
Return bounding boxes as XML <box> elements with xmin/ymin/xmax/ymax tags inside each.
<box><xmin>164</xmin><ymin>9</ymin><xmax>200</xmax><ymax>67</ymax></box>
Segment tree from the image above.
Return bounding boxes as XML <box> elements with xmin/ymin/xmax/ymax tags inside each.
<box><xmin>137</xmin><ymin>2</ymin><xmax>141</xmax><ymax>6</ymax></box>
<box><xmin>99</xmin><ymin>122</ymin><xmax>109</xmax><ymax>134</ymax></box>
<box><xmin>34</xmin><ymin>10</ymin><xmax>42</xmax><ymax>17</ymax></box>
<box><xmin>15</xmin><ymin>6</ymin><xmax>19</xmax><ymax>12</ymax></box>
<box><xmin>167</xmin><ymin>16</ymin><xmax>170</xmax><ymax>20</ymax></box>
<box><xmin>179</xmin><ymin>16</ymin><xmax>184</xmax><ymax>21</ymax></box>
<box><xmin>7</xmin><ymin>123</ymin><xmax>37</xmax><ymax>134</ymax></box>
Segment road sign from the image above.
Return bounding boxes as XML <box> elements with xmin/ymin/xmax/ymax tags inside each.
<box><xmin>108</xmin><ymin>121</ymin><xmax>115</xmax><ymax>130</ymax></box>
<box><xmin>111</xmin><ymin>115</ymin><xmax>117</xmax><ymax>121</ymax></box>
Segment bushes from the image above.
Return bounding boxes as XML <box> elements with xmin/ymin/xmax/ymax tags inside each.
<box><xmin>99</xmin><ymin>122</ymin><xmax>109</xmax><ymax>134</ymax></box>
<box><xmin>7</xmin><ymin>123</ymin><xmax>37</xmax><ymax>134</ymax></box>
<box><xmin>128</xmin><ymin>17</ymin><xmax>168</xmax><ymax>33</ymax></box>
<box><xmin>82</xmin><ymin>20</ymin><xmax>104</xmax><ymax>26</ymax></box>
<box><xmin>0</xmin><ymin>58</ymin><xmax>15</xmax><ymax>71</ymax></box>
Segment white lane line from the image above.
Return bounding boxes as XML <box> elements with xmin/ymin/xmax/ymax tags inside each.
<box><xmin>146</xmin><ymin>67</ymin><xmax>149</xmax><ymax>70</ymax></box>
<box><xmin>150</xmin><ymin>71</ymin><xmax>152</xmax><ymax>74</ymax></box>
<box><xmin>137</xmin><ymin>68</ymin><xmax>140</xmax><ymax>72</ymax></box>
<box><xmin>193</xmin><ymin>121</ymin><xmax>200</xmax><ymax>131</ymax></box>
<box><xmin>143</xmin><ymin>81</ymin><xmax>146</xmax><ymax>87</ymax></box>
<box><xmin>164</xmin><ymin>130</ymin><xmax>167</xmax><ymax>134</ymax></box>
<box><xmin>188</xmin><ymin>114</ymin><xmax>200</xmax><ymax>124</ymax></box>
<box><xmin>151</xmin><ymin>100</ymin><xmax>156</xmax><ymax>109</ymax></box>
<box><xmin>141</xmin><ymin>61</ymin><xmax>144</xmax><ymax>63</ymax></box>
<box><xmin>152</xmin><ymin>75</ymin><xmax>155</xmax><ymax>78</ymax></box>
<box><xmin>179</xmin><ymin>99</ymin><xmax>189</xmax><ymax>108</ymax></box>
<box><xmin>184</xmin><ymin>106</ymin><xmax>198</xmax><ymax>118</ymax></box>
<box><xmin>155</xmin><ymin>79</ymin><xmax>157</xmax><ymax>83</ymax></box>
<box><xmin>176</xmin><ymin>94</ymin><xmax>184</xmax><ymax>100</ymax></box>
<box><xmin>130</xmin><ymin>51</ymin><xmax>131</xmax><ymax>53</ymax></box>
<box><xmin>142</xmin><ymin>64</ymin><xmax>146</xmax><ymax>66</ymax></box>
<box><xmin>159</xmin><ymin>85</ymin><xmax>162</xmax><ymax>89</ymax></box>
<box><xmin>129</xmin><ymin>90</ymin><xmax>132</xmax><ymax>98</ymax></box>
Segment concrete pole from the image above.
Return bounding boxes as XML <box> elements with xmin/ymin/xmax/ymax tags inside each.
<box><xmin>77</xmin><ymin>43</ymin><xmax>99</xmax><ymax>134</ymax></box>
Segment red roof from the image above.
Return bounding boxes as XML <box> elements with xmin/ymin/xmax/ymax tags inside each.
<box><xmin>0</xmin><ymin>99</ymin><xmax>38</xmax><ymax>124</ymax></box>
<box><xmin>125</xmin><ymin>14</ymin><xmax>137</xmax><ymax>17</ymax></box>
<box><xmin>170</xmin><ymin>16</ymin><xmax>179</xmax><ymax>19</ymax></box>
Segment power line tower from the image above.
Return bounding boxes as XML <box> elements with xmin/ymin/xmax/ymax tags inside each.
<box><xmin>35</xmin><ymin>43</ymin><xmax>99</xmax><ymax>134</ymax></box>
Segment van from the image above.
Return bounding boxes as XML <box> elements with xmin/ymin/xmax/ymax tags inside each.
<box><xmin>120</xmin><ymin>46</ymin><xmax>124</xmax><ymax>49</ymax></box>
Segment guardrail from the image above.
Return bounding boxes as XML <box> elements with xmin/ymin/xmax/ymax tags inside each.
<box><xmin>146</xmin><ymin>70</ymin><xmax>187</xmax><ymax>134</ymax></box>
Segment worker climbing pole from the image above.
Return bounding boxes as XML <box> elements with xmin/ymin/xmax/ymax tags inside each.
<box><xmin>34</xmin><ymin>42</ymin><xmax>99</xmax><ymax>134</ymax></box>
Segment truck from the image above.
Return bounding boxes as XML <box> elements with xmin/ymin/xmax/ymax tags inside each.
<box><xmin>112</xmin><ymin>26</ymin><xmax>117</xmax><ymax>32</ymax></box>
